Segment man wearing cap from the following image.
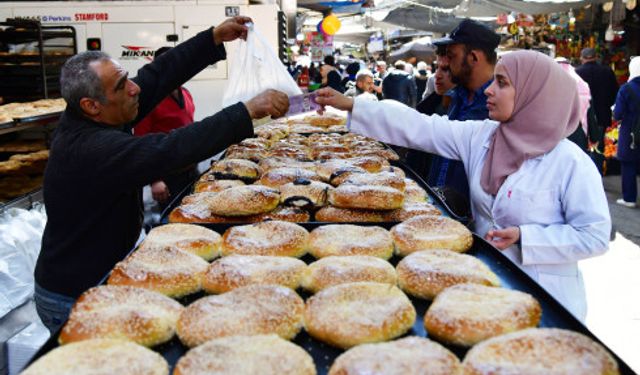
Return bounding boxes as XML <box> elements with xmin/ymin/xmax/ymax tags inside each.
<box><xmin>576</xmin><ymin>47</ymin><xmax>618</xmax><ymax>174</ymax></box>
<box><xmin>426</xmin><ymin>18</ymin><xmax>500</xmax><ymax>215</ymax></box>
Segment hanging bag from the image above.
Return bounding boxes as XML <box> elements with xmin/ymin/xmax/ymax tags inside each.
<box><xmin>222</xmin><ymin>23</ymin><xmax>301</xmax><ymax>108</ymax></box>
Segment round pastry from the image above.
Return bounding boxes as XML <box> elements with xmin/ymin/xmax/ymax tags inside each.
<box><xmin>301</xmin><ymin>256</ymin><xmax>397</xmax><ymax>293</ymax></box>
<box><xmin>168</xmin><ymin>205</ymin><xmax>260</xmax><ymax>224</ymax></box>
<box><xmin>268</xmin><ymin>147</ymin><xmax>311</xmax><ymax>161</ymax></box>
<box><xmin>351</xmin><ymin>148</ymin><xmax>400</xmax><ymax>161</ymax></box>
<box><xmin>260</xmin><ymin>205</ymin><xmax>311</xmax><ymax>222</ymax></box>
<box><xmin>207</xmin><ymin>185</ymin><xmax>280</xmax><ymax>216</ymax></box>
<box><xmin>258</xmin><ymin>157</ymin><xmax>316</xmax><ymax>173</ymax></box>
<box><xmin>327</xmin><ymin>167</ymin><xmax>368</xmax><ymax>186</ymax></box>
<box><xmin>204</xmin><ymin>255</ymin><xmax>307</xmax><ymax>294</ymax></box>
<box><xmin>224</xmin><ymin>145</ymin><xmax>267</xmax><ymax>162</ymax></box>
<box><xmin>314</xmin><ymin>151</ymin><xmax>352</xmax><ymax>160</ymax></box>
<box><xmin>424</xmin><ymin>283</ymin><xmax>542</xmax><ymax>347</ymax></box>
<box><xmin>209</xmin><ymin>158</ymin><xmax>262</xmax><ymax>182</ymax></box>
<box><xmin>384</xmin><ymin>202</ymin><xmax>441</xmax><ymax>222</ymax></box>
<box><xmin>194</xmin><ymin>179</ymin><xmax>245</xmax><ymax>193</ymax></box>
<box><xmin>258</xmin><ymin>167</ymin><xmax>322</xmax><ymax>187</ymax></box>
<box><xmin>303</xmin><ymin>114</ymin><xmax>345</xmax><ymax>127</ymax></box>
<box><xmin>177</xmin><ymin>284</ymin><xmax>305</xmax><ymax>347</ymax></box>
<box><xmin>59</xmin><ymin>285</ymin><xmax>183</xmax><ymax>347</ymax></box>
<box><xmin>305</xmin><ymin>282</ymin><xmax>415</xmax><ymax>349</ymax></box>
<box><xmin>21</xmin><ymin>339</ymin><xmax>168</xmax><ymax>375</ymax></box>
<box><xmin>238</xmin><ymin>137</ymin><xmax>271</xmax><ymax>149</ymax></box>
<box><xmin>462</xmin><ymin>328</ymin><xmax>619</xmax><ymax>375</ymax></box>
<box><xmin>280</xmin><ymin>179</ymin><xmax>333</xmax><ymax>209</ymax></box>
<box><xmin>316</xmin><ymin>157</ymin><xmax>387</xmax><ymax>181</ymax></box>
<box><xmin>397</xmin><ymin>249</ymin><xmax>500</xmax><ymax>300</ymax></box>
<box><xmin>221</xmin><ymin>220</ymin><xmax>309</xmax><ymax>257</ymax></box>
<box><xmin>289</xmin><ymin>124</ymin><xmax>326</xmax><ymax>134</ymax></box>
<box><xmin>311</xmin><ymin>143</ymin><xmax>350</xmax><ymax>155</ymax></box>
<box><xmin>337</xmin><ymin>171</ymin><xmax>406</xmax><ymax>191</ymax></box>
<box><xmin>314</xmin><ymin>206</ymin><xmax>387</xmax><ymax>223</ymax></box>
<box><xmin>328</xmin><ymin>336</ymin><xmax>462</xmax><ymax>375</ymax></box>
<box><xmin>174</xmin><ymin>335</ymin><xmax>316</xmax><ymax>375</ymax></box>
<box><xmin>142</xmin><ymin>223</ymin><xmax>221</xmax><ymax>260</ymax></box>
<box><xmin>403</xmin><ymin>181</ymin><xmax>430</xmax><ymax>203</ymax></box>
<box><xmin>107</xmin><ymin>246</ymin><xmax>209</xmax><ymax>298</ymax></box>
<box><xmin>391</xmin><ymin>215</ymin><xmax>473</xmax><ymax>256</ymax></box>
<box><xmin>308</xmin><ymin>224</ymin><xmax>394</xmax><ymax>259</ymax></box>
<box><xmin>328</xmin><ymin>185</ymin><xmax>404</xmax><ymax>210</ymax></box>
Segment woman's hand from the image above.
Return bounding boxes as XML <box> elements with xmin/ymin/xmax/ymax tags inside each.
<box><xmin>485</xmin><ymin>226</ymin><xmax>520</xmax><ymax>250</ymax></box>
<box><xmin>314</xmin><ymin>87</ymin><xmax>354</xmax><ymax>114</ymax></box>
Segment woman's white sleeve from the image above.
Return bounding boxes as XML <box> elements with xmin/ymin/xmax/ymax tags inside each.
<box><xmin>349</xmin><ymin>97</ymin><xmax>488</xmax><ymax>162</ymax></box>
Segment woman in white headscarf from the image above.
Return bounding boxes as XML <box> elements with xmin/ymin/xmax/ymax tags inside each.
<box><xmin>315</xmin><ymin>50</ymin><xmax>611</xmax><ymax>321</ymax></box>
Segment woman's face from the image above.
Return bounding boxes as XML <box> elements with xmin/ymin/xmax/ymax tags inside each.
<box><xmin>484</xmin><ymin>63</ymin><xmax>516</xmax><ymax>122</ymax></box>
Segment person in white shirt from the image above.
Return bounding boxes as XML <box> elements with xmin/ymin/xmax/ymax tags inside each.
<box><xmin>314</xmin><ymin>50</ymin><xmax>611</xmax><ymax>321</ymax></box>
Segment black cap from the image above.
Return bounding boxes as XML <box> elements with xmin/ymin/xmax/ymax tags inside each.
<box><xmin>433</xmin><ymin>19</ymin><xmax>500</xmax><ymax>50</ymax></box>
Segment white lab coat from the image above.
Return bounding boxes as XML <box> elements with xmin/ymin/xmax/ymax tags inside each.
<box><xmin>350</xmin><ymin>98</ymin><xmax>611</xmax><ymax>321</ymax></box>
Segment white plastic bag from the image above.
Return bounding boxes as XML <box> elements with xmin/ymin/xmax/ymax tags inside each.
<box><xmin>222</xmin><ymin>24</ymin><xmax>301</xmax><ymax>108</ymax></box>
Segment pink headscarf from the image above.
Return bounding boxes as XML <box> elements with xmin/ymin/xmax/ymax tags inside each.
<box><xmin>557</xmin><ymin>61</ymin><xmax>591</xmax><ymax>134</ymax></box>
<box><xmin>480</xmin><ymin>51</ymin><xmax>582</xmax><ymax>196</ymax></box>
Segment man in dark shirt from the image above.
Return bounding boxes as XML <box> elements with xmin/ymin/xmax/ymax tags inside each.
<box><xmin>575</xmin><ymin>47</ymin><xmax>619</xmax><ymax>174</ymax></box>
<box><xmin>382</xmin><ymin>60</ymin><xmax>418</xmax><ymax>108</ymax></box>
<box><xmin>34</xmin><ymin>16</ymin><xmax>289</xmax><ymax>333</ymax></box>
<box><xmin>427</xmin><ymin>19</ymin><xmax>499</xmax><ymax>215</ymax></box>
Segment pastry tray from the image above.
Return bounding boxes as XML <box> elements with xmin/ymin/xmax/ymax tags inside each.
<box><xmin>0</xmin><ymin>119</ymin><xmax>14</xmax><ymax>130</ymax></box>
<box><xmin>13</xmin><ymin>111</ymin><xmax>62</xmax><ymax>124</ymax></box>
<box><xmin>28</xmin><ymin>231</ymin><xmax>635</xmax><ymax>374</ymax></box>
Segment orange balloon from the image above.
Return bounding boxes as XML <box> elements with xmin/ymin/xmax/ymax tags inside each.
<box><xmin>322</xmin><ymin>14</ymin><xmax>341</xmax><ymax>36</ymax></box>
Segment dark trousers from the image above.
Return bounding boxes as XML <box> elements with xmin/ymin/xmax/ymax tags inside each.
<box><xmin>34</xmin><ymin>283</ymin><xmax>76</xmax><ymax>334</ymax></box>
<box><xmin>620</xmin><ymin>160</ymin><xmax>640</xmax><ymax>202</ymax></box>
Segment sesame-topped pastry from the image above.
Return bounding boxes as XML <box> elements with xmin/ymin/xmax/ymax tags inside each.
<box><xmin>21</xmin><ymin>339</ymin><xmax>169</xmax><ymax>375</ymax></box>
<box><xmin>391</xmin><ymin>215</ymin><xmax>473</xmax><ymax>256</ymax></box>
<box><xmin>206</xmin><ymin>185</ymin><xmax>280</xmax><ymax>216</ymax></box>
<box><xmin>383</xmin><ymin>202</ymin><xmax>441</xmax><ymax>222</ymax></box>
<box><xmin>308</xmin><ymin>224</ymin><xmax>394</xmax><ymax>259</ymax></box>
<box><xmin>221</xmin><ymin>220</ymin><xmax>309</xmax><ymax>257</ymax></box>
<box><xmin>177</xmin><ymin>284</ymin><xmax>305</xmax><ymax>347</ymax></box>
<box><xmin>314</xmin><ymin>206</ymin><xmax>387</xmax><ymax>223</ymax></box>
<box><xmin>279</xmin><ymin>179</ymin><xmax>333</xmax><ymax>209</ymax></box>
<box><xmin>329</xmin><ymin>336</ymin><xmax>462</xmax><ymax>375</ymax></box>
<box><xmin>208</xmin><ymin>158</ymin><xmax>262</xmax><ymax>183</ymax></box>
<box><xmin>204</xmin><ymin>255</ymin><xmax>307</xmax><ymax>294</ymax></box>
<box><xmin>142</xmin><ymin>223</ymin><xmax>221</xmax><ymax>260</ymax></box>
<box><xmin>336</xmin><ymin>170</ymin><xmax>406</xmax><ymax>192</ymax></box>
<box><xmin>328</xmin><ymin>185</ymin><xmax>404</xmax><ymax>211</ymax></box>
<box><xmin>301</xmin><ymin>256</ymin><xmax>397</xmax><ymax>293</ymax></box>
<box><xmin>193</xmin><ymin>178</ymin><xmax>245</xmax><ymax>193</ymax></box>
<box><xmin>107</xmin><ymin>246</ymin><xmax>209</xmax><ymax>298</ymax></box>
<box><xmin>424</xmin><ymin>283</ymin><xmax>541</xmax><ymax>347</ymax></box>
<box><xmin>396</xmin><ymin>249</ymin><xmax>500</xmax><ymax>300</ymax></box>
<box><xmin>462</xmin><ymin>328</ymin><xmax>619</xmax><ymax>375</ymax></box>
<box><xmin>174</xmin><ymin>335</ymin><xmax>316</xmax><ymax>375</ymax></box>
<box><xmin>258</xmin><ymin>167</ymin><xmax>322</xmax><ymax>187</ymax></box>
<box><xmin>59</xmin><ymin>285</ymin><xmax>183</xmax><ymax>347</ymax></box>
<box><xmin>304</xmin><ymin>282</ymin><xmax>416</xmax><ymax>349</ymax></box>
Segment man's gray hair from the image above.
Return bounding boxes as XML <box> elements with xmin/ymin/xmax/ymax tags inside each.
<box><xmin>60</xmin><ymin>51</ymin><xmax>111</xmax><ymax>114</ymax></box>
<box><xmin>355</xmin><ymin>69</ymin><xmax>374</xmax><ymax>82</ymax></box>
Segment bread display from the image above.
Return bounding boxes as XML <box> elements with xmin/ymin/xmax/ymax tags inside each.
<box><xmin>206</xmin><ymin>185</ymin><xmax>280</xmax><ymax>216</ymax></box>
<box><xmin>424</xmin><ymin>283</ymin><xmax>542</xmax><ymax>346</ymax></box>
<box><xmin>177</xmin><ymin>284</ymin><xmax>305</xmax><ymax>347</ymax></box>
<box><xmin>142</xmin><ymin>223</ymin><xmax>221</xmax><ymax>260</ymax></box>
<box><xmin>221</xmin><ymin>220</ymin><xmax>309</xmax><ymax>257</ymax></box>
<box><xmin>21</xmin><ymin>339</ymin><xmax>168</xmax><ymax>375</ymax></box>
<box><xmin>391</xmin><ymin>215</ymin><xmax>473</xmax><ymax>256</ymax></box>
<box><xmin>107</xmin><ymin>246</ymin><xmax>209</xmax><ymax>298</ymax></box>
<box><xmin>208</xmin><ymin>158</ymin><xmax>262</xmax><ymax>182</ymax></box>
<box><xmin>301</xmin><ymin>255</ymin><xmax>397</xmax><ymax>293</ymax></box>
<box><xmin>328</xmin><ymin>185</ymin><xmax>404</xmax><ymax>210</ymax></box>
<box><xmin>204</xmin><ymin>255</ymin><xmax>307</xmax><ymax>294</ymax></box>
<box><xmin>308</xmin><ymin>224</ymin><xmax>394</xmax><ymax>259</ymax></box>
<box><xmin>396</xmin><ymin>249</ymin><xmax>500</xmax><ymax>300</ymax></box>
<box><xmin>462</xmin><ymin>328</ymin><xmax>619</xmax><ymax>375</ymax></box>
<box><xmin>328</xmin><ymin>336</ymin><xmax>462</xmax><ymax>375</ymax></box>
<box><xmin>59</xmin><ymin>285</ymin><xmax>183</xmax><ymax>347</ymax></box>
<box><xmin>174</xmin><ymin>335</ymin><xmax>316</xmax><ymax>375</ymax></box>
<box><xmin>279</xmin><ymin>179</ymin><xmax>333</xmax><ymax>209</ymax></box>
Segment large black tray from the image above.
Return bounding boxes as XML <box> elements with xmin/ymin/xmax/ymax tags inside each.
<box><xmin>29</xmin><ymin>231</ymin><xmax>635</xmax><ymax>374</ymax></box>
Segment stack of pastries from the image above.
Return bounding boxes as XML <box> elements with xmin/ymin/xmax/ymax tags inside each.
<box><xmin>169</xmin><ymin>129</ymin><xmax>443</xmax><ymax>224</ymax></box>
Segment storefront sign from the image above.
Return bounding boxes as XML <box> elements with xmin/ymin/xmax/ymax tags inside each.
<box><xmin>75</xmin><ymin>13</ymin><xmax>109</xmax><ymax>21</ymax></box>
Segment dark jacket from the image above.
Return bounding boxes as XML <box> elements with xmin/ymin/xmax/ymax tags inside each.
<box><xmin>35</xmin><ymin>28</ymin><xmax>254</xmax><ymax>298</ymax></box>
<box><xmin>325</xmin><ymin>70</ymin><xmax>345</xmax><ymax>93</ymax></box>
<box><xmin>576</xmin><ymin>61</ymin><xmax>619</xmax><ymax>128</ymax></box>
<box><xmin>406</xmin><ymin>92</ymin><xmax>449</xmax><ymax>177</ymax></box>
<box><xmin>614</xmin><ymin>77</ymin><xmax>640</xmax><ymax>162</ymax></box>
<box><xmin>382</xmin><ymin>70</ymin><xmax>417</xmax><ymax>107</ymax></box>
